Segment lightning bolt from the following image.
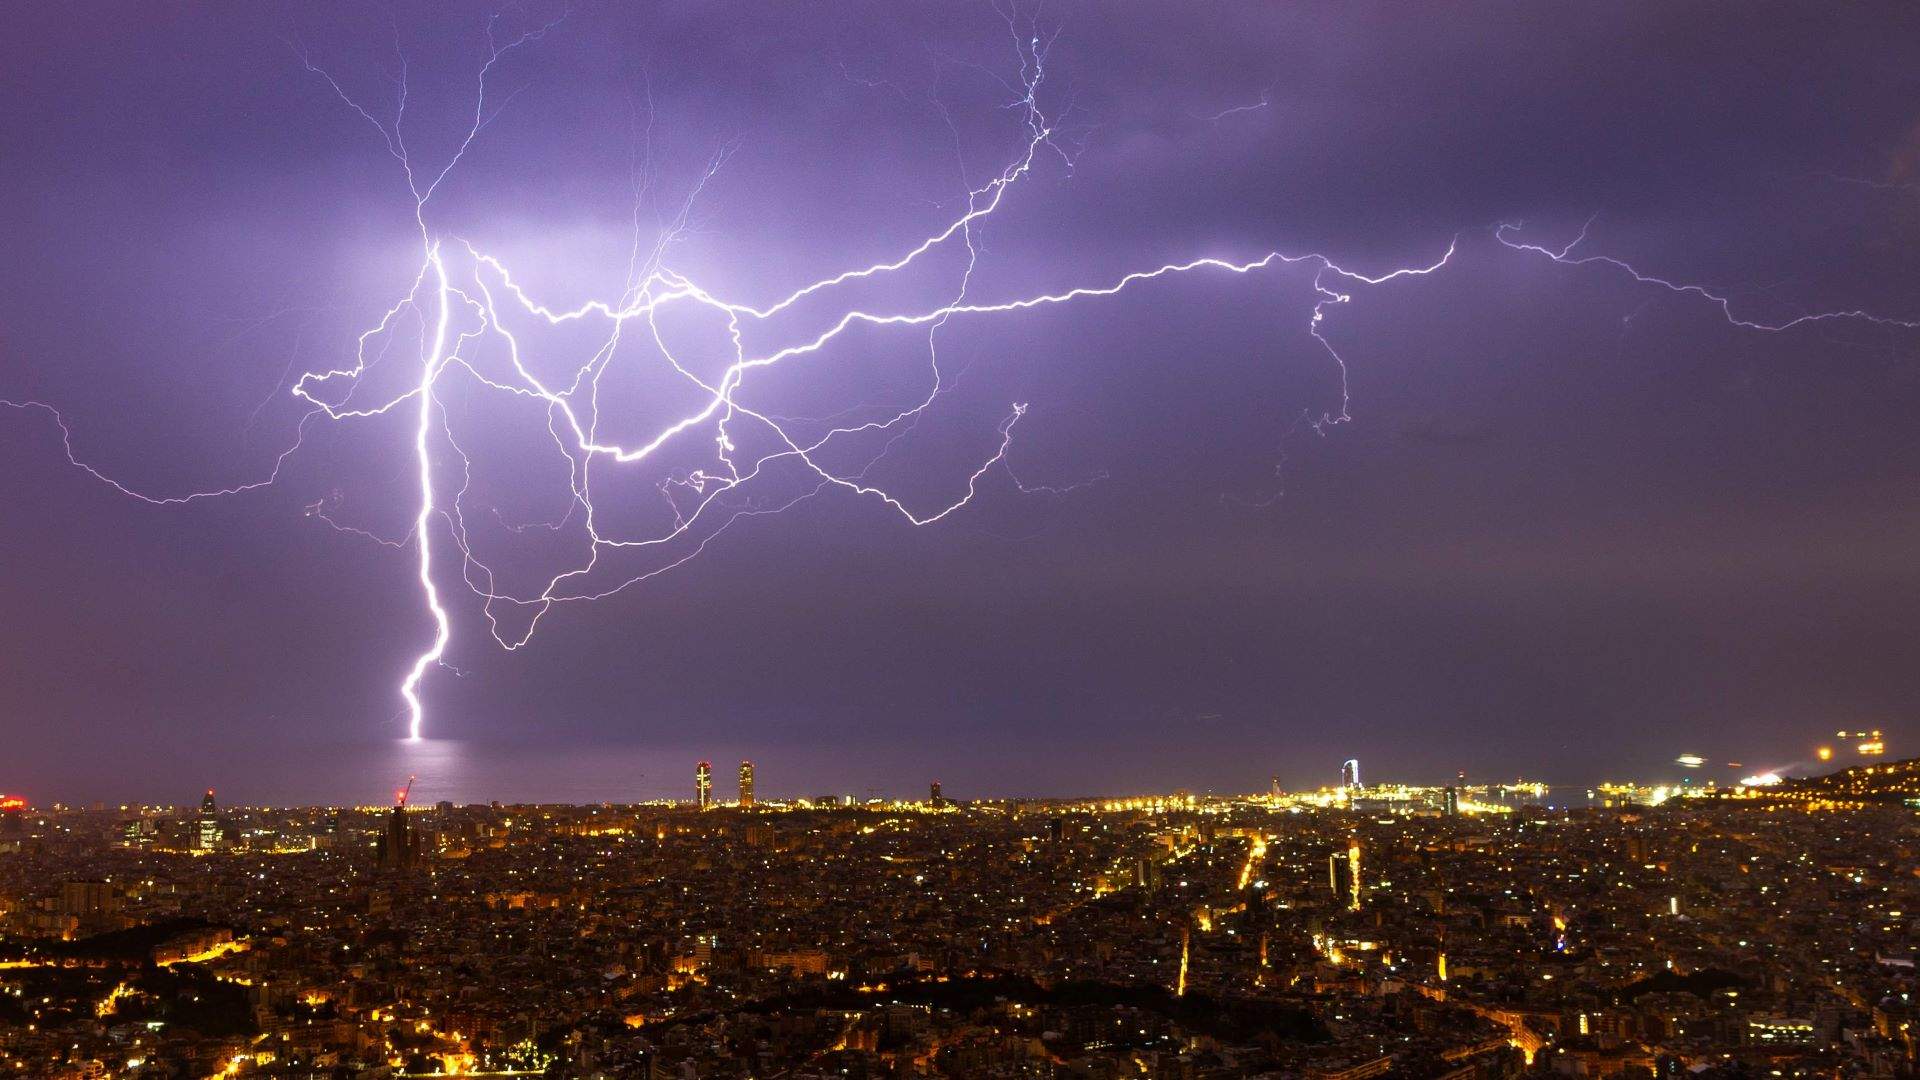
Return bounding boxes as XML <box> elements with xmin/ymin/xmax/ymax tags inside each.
<box><xmin>1496</xmin><ymin>215</ymin><xmax>1920</xmax><ymax>333</ymax></box>
<box><xmin>1195</xmin><ymin>86</ymin><xmax>1274</xmax><ymax>124</ymax></box>
<box><xmin>9</xmin><ymin>17</ymin><xmax>1911</xmax><ymax>742</ymax></box>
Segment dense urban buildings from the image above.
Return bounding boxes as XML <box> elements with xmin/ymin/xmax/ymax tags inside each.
<box><xmin>3</xmin><ymin>758</ymin><xmax>1917</xmax><ymax>1078</ymax></box>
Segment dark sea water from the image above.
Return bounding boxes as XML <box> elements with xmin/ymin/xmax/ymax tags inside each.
<box><xmin>9</xmin><ymin>712</ymin><xmax>1685</xmax><ymax>809</ymax></box>
<box><xmin>18</xmin><ymin>736</ymin><xmax>869</xmax><ymax>809</ymax></box>
<box><xmin>13</xmin><ymin>729</ymin><xmax>1623</xmax><ymax>812</ymax></box>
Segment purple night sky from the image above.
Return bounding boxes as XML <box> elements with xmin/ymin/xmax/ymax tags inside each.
<box><xmin>4</xmin><ymin>3</ymin><xmax>1919</xmax><ymax>806</ymax></box>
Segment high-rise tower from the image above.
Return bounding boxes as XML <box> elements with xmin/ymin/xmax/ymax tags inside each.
<box><xmin>377</xmin><ymin>777</ymin><xmax>420</xmax><ymax>871</ymax></box>
<box><xmin>738</xmin><ymin>760</ymin><xmax>754</xmax><ymax>808</ymax></box>
<box><xmin>1341</xmin><ymin>759</ymin><xmax>1361</xmax><ymax>791</ymax></box>
<box><xmin>0</xmin><ymin>796</ymin><xmax>24</xmax><ymax>839</ymax></box>
<box><xmin>196</xmin><ymin>789</ymin><xmax>222</xmax><ymax>851</ymax></box>
<box><xmin>377</xmin><ymin>804</ymin><xmax>419</xmax><ymax>871</ymax></box>
<box><xmin>696</xmin><ymin>761</ymin><xmax>713</xmax><ymax>809</ymax></box>
<box><xmin>1328</xmin><ymin>851</ymin><xmax>1353</xmax><ymax>904</ymax></box>
<box><xmin>1328</xmin><ymin>838</ymin><xmax>1363</xmax><ymax>910</ymax></box>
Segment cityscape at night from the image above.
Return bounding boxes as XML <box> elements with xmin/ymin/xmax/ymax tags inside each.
<box><xmin>5</xmin><ymin>753</ymin><xmax>1920</xmax><ymax>1077</ymax></box>
<box><xmin>6</xmin><ymin>1</ymin><xmax>1920</xmax><ymax>1077</ymax></box>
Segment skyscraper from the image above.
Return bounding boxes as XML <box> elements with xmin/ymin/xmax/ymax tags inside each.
<box><xmin>196</xmin><ymin>789</ymin><xmax>222</xmax><ymax>851</ymax></box>
<box><xmin>2</xmin><ymin>796</ymin><xmax>26</xmax><ymax>839</ymax></box>
<box><xmin>929</xmin><ymin>781</ymin><xmax>945</xmax><ymax>808</ymax></box>
<box><xmin>696</xmin><ymin>761</ymin><xmax>713</xmax><ymax>809</ymax></box>
<box><xmin>1443</xmin><ymin>785</ymin><xmax>1460</xmax><ymax>817</ymax></box>
<box><xmin>376</xmin><ymin>801</ymin><xmax>420</xmax><ymax>871</ymax></box>
<box><xmin>1327</xmin><ymin>838</ymin><xmax>1363</xmax><ymax>910</ymax></box>
<box><xmin>738</xmin><ymin>760</ymin><xmax>754</xmax><ymax>808</ymax></box>
<box><xmin>1341</xmin><ymin>758</ymin><xmax>1361</xmax><ymax>791</ymax></box>
<box><xmin>1328</xmin><ymin>851</ymin><xmax>1354</xmax><ymax>904</ymax></box>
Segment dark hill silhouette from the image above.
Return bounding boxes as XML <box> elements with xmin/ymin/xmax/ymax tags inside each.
<box><xmin>1779</xmin><ymin>757</ymin><xmax>1920</xmax><ymax>802</ymax></box>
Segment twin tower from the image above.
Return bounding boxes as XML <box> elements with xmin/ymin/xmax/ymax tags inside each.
<box><xmin>695</xmin><ymin>760</ymin><xmax>753</xmax><ymax>809</ymax></box>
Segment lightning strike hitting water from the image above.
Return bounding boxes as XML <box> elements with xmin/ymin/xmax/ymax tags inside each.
<box><xmin>5</xmin><ymin>19</ymin><xmax>1916</xmax><ymax>742</ymax></box>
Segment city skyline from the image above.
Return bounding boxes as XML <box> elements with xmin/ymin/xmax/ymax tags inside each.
<box><xmin>1</xmin><ymin>740</ymin><xmax>1890</xmax><ymax>812</ymax></box>
<box><xmin>1</xmin><ymin>717</ymin><xmax>1893</xmax><ymax>806</ymax></box>
<box><xmin>4</xmin><ymin>757</ymin><xmax>1916</xmax><ymax>1077</ymax></box>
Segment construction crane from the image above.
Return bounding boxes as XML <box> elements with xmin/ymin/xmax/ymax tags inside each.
<box><xmin>395</xmin><ymin>774</ymin><xmax>415</xmax><ymax>808</ymax></box>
